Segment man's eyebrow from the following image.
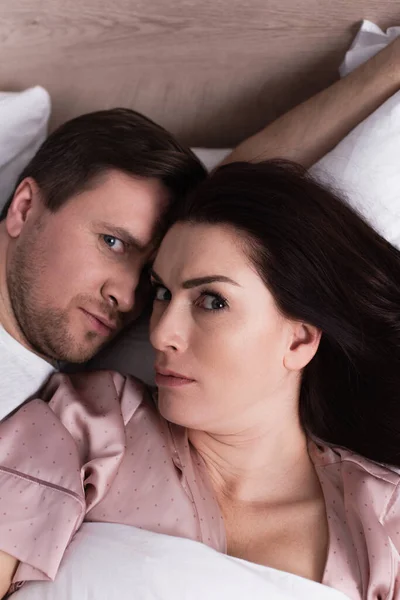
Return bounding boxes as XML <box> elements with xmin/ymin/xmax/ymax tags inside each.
<box><xmin>95</xmin><ymin>221</ymin><xmax>148</xmax><ymax>252</ymax></box>
<box><xmin>150</xmin><ymin>269</ymin><xmax>240</xmax><ymax>289</ymax></box>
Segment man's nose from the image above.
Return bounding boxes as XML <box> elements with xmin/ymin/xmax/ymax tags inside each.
<box><xmin>101</xmin><ymin>267</ymin><xmax>140</xmax><ymax>313</ymax></box>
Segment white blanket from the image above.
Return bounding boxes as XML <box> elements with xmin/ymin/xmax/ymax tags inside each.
<box><xmin>13</xmin><ymin>523</ymin><xmax>351</xmax><ymax>600</ymax></box>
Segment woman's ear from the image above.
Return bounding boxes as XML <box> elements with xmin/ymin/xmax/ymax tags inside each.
<box><xmin>5</xmin><ymin>178</ymin><xmax>41</xmax><ymax>238</ymax></box>
<box><xmin>283</xmin><ymin>322</ymin><xmax>321</xmax><ymax>371</ymax></box>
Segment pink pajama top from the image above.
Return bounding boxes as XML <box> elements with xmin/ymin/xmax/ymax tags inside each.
<box><xmin>0</xmin><ymin>371</ymin><xmax>400</xmax><ymax>600</ymax></box>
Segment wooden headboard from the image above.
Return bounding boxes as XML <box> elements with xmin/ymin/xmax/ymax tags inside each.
<box><xmin>0</xmin><ymin>1</ymin><xmax>399</xmax><ymax>147</ymax></box>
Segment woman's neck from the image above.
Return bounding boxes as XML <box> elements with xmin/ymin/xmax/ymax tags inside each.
<box><xmin>189</xmin><ymin>411</ymin><xmax>321</xmax><ymax>506</ymax></box>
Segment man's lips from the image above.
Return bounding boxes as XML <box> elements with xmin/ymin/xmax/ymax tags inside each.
<box><xmin>80</xmin><ymin>308</ymin><xmax>118</xmax><ymax>336</ymax></box>
<box><xmin>155</xmin><ymin>366</ymin><xmax>195</xmax><ymax>387</ymax></box>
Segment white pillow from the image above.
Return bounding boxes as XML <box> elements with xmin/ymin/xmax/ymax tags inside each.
<box><xmin>311</xmin><ymin>20</ymin><xmax>400</xmax><ymax>249</ymax></box>
<box><xmin>12</xmin><ymin>522</ymin><xmax>350</xmax><ymax>600</ymax></box>
<box><xmin>0</xmin><ymin>86</ymin><xmax>51</xmax><ymax>211</ymax></box>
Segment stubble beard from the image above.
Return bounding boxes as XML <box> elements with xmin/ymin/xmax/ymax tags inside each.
<box><xmin>7</xmin><ymin>232</ymin><xmax>105</xmax><ymax>363</ymax></box>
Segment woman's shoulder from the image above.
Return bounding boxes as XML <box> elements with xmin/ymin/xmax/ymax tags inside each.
<box><xmin>310</xmin><ymin>440</ymin><xmax>400</xmax><ymax>525</ymax></box>
<box><xmin>311</xmin><ymin>440</ymin><xmax>400</xmax><ymax>484</ymax></box>
<box><xmin>311</xmin><ymin>441</ymin><xmax>400</xmax><ymax>594</ymax></box>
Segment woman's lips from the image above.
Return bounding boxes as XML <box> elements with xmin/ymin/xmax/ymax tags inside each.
<box><xmin>155</xmin><ymin>367</ymin><xmax>195</xmax><ymax>388</ymax></box>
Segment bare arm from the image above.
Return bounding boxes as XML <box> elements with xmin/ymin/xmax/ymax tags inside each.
<box><xmin>0</xmin><ymin>551</ymin><xmax>18</xmax><ymax>598</ymax></box>
<box><xmin>224</xmin><ymin>38</ymin><xmax>400</xmax><ymax>168</ymax></box>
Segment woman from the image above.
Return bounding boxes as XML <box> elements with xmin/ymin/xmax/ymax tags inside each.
<box><xmin>1</xmin><ymin>160</ymin><xmax>400</xmax><ymax>599</ymax></box>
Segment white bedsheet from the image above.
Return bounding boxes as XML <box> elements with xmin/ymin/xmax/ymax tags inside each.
<box><xmin>13</xmin><ymin>523</ymin><xmax>351</xmax><ymax>600</ymax></box>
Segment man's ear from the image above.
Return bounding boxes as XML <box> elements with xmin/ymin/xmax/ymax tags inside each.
<box><xmin>6</xmin><ymin>178</ymin><xmax>42</xmax><ymax>238</ymax></box>
<box><xmin>283</xmin><ymin>322</ymin><xmax>321</xmax><ymax>372</ymax></box>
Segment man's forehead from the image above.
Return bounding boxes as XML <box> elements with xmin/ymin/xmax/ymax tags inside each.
<box><xmin>71</xmin><ymin>170</ymin><xmax>170</xmax><ymax>210</ymax></box>
<box><xmin>52</xmin><ymin>170</ymin><xmax>170</xmax><ymax>253</ymax></box>
<box><xmin>99</xmin><ymin>169</ymin><xmax>171</xmax><ymax>204</ymax></box>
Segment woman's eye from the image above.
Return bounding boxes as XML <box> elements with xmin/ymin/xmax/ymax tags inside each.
<box><xmin>102</xmin><ymin>235</ymin><xmax>125</xmax><ymax>254</ymax></box>
<box><xmin>153</xmin><ymin>285</ymin><xmax>171</xmax><ymax>302</ymax></box>
<box><xmin>197</xmin><ymin>293</ymin><xmax>228</xmax><ymax>311</ymax></box>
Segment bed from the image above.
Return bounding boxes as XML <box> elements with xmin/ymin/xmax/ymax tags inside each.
<box><xmin>2</xmin><ymin>8</ymin><xmax>400</xmax><ymax>599</ymax></box>
<box><xmin>1</xmin><ymin>0</ymin><xmax>400</xmax><ymax>147</ymax></box>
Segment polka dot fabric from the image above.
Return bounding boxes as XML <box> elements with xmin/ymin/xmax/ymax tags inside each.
<box><xmin>0</xmin><ymin>371</ymin><xmax>399</xmax><ymax>599</ymax></box>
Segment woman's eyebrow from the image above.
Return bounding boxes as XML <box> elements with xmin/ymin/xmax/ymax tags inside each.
<box><xmin>181</xmin><ymin>276</ymin><xmax>240</xmax><ymax>289</ymax></box>
<box><xmin>150</xmin><ymin>269</ymin><xmax>240</xmax><ymax>289</ymax></box>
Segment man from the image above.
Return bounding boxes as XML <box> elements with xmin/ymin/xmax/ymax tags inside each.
<box><xmin>1</xmin><ymin>37</ymin><xmax>400</xmax><ymax>422</ymax></box>
<box><xmin>0</xmin><ymin>108</ymin><xmax>206</xmax><ymax>418</ymax></box>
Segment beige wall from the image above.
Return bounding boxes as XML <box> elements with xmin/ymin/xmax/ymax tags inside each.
<box><xmin>0</xmin><ymin>0</ymin><xmax>399</xmax><ymax>146</ymax></box>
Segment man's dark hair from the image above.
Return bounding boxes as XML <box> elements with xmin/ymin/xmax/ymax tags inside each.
<box><xmin>0</xmin><ymin>108</ymin><xmax>206</xmax><ymax>220</ymax></box>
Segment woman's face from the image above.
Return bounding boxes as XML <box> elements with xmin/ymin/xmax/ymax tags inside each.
<box><xmin>150</xmin><ymin>222</ymin><xmax>319</xmax><ymax>434</ymax></box>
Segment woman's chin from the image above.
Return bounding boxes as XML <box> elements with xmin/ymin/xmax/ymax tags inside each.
<box><xmin>157</xmin><ymin>391</ymin><xmax>202</xmax><ymax>429</ymax></box>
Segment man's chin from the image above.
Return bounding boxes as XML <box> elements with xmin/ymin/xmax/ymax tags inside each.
<box><xmin>60</xmin><ymin>339</ymin><xmax>111</xmax><ymax>364</ymax></box>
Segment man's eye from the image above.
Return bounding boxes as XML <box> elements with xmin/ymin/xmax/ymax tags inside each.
<box><xmin>153</xmin><ymin>285</ymin><xmax>171</xmax><ymax>302</ymax></box>
<box><xmin>102</xmin><ymin>235</ymin><xmax>125</xmax><ymax>254</ymax></box>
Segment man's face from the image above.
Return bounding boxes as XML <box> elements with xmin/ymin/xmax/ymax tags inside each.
<box><xmin>5</xmin><ymin>170</ymin><xmax>169</xmax><ymax>362</ymax></box>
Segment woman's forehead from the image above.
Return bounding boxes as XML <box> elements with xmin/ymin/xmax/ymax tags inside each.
<box><xmin>153</xmin><ymin>222</ymin><xmax>267</xmax><ymax>292</ymax></box>
<box><xmin>156</xmin><ymin>222</ymin><xmax>246</xmax><ymax>266</ymax></box>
